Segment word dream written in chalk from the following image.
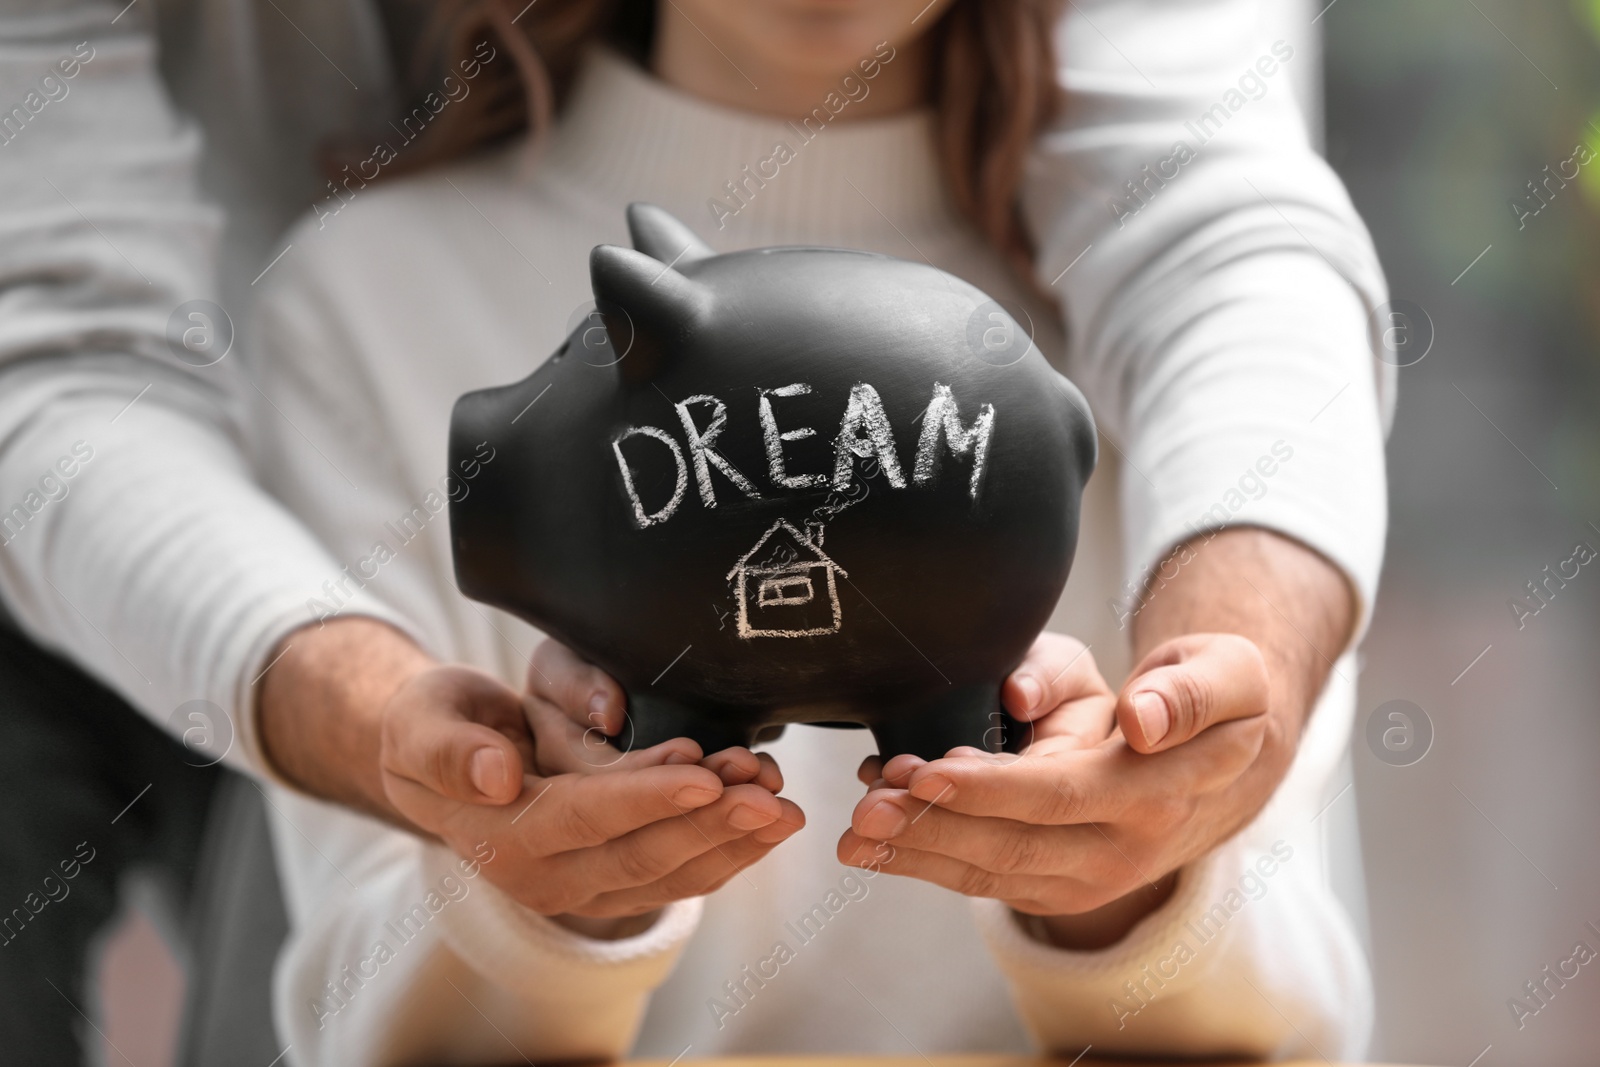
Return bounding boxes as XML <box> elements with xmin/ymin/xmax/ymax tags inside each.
<box><xmin>611</xmin><ymin>381</ymin><xmax>996</xmax><ymax>529</ymax></box>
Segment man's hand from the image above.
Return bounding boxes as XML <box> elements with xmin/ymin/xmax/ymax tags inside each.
<box><xmin>378</xmin><ymin>663</ymin><xmax>804</xmax><ymax>927</ymax></box>
<box><xmin>838</xmin><ymin>528</ymin><xmax>1353</xmax><ymax>949</ymax></box>
<box><xmin>837</xmin><ymin>630</ymin><xmax>1266</xmax><ymax>943</ymax></box>
<box><xmin>259</xmin><ymin>620</ymin><xmax>803</xmax><ymax>937</ymax></box>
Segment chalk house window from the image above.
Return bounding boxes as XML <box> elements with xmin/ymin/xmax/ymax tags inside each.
<box><xmin>758</xmin><ymin>574</ymin><xmax>815</xmax><ymax>607</ymax></box>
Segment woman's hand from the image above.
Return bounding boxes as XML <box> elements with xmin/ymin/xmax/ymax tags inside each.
<box><xmin>837</xmin><ymin>631</ymin><xmax>1273</xmax><ymax>943</ymax></box>
<box><xmin>534</xmin><ymin>639</ymin><xmax>786</xmax><ymax>794</ymax></box>
<box><xmin>378</xmin><ymin>641</ymin><xmax>803</xmax><ymax>934</ymax></box>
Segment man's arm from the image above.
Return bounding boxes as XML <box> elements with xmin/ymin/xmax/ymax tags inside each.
<box><xmin>256</xmin><ymin>616</ymin><xmax>805</xmax><ymax>925</ymax></box>
<box><xmin>257</xmin><ymin>617</ymin><xmax>433</xmax><ymax>824</ymax></box>
<box><xmin>836</xmin><ymin>526</ymin><xmax>1351</xmax><ymax>937</ymax></box>
<box><xmin>834</xmin><ymin>1</ymin><xmax>1389</xmax><ymax>1054</ymax></box>
<box><xmin>0</xmin><ymin>2</ymin><xmax>425</xmax><ymax>781</ymax></box>
<box><xmin>1035</xmin><ymin>525</ymin><xmax>1353</xmax><ymax>949</ymax></box>
<box><xmin>835</xmin><ymin>526</ymin><xmax>1372</xmax><ymax>1059</ymax></box>
<box><xmin>254</xmin><ymin>617</ymin><xmax>811</xmax><ymax>1058</ymax></box>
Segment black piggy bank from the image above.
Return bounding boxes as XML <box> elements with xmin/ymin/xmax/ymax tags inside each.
<box><xmin>449</xmin><ymin>204</ymin><xmax>1096</xmax><ymax>761</ymax></box>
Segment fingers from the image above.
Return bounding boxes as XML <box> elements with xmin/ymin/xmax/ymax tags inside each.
<box><xmin>750</xmin><ymin>750</ymin><xmax>785</xmax><ymax>793</ymax></box>
<box><xmin>895</xmin><ymin>746</ymin><xmax>1131</xmax><ymax>825</ymax></box>
<box><xmin>700</xmin><ymin>748</ymin><xmax>784</xmax><ymax>793</ymax></box>
<box><xmin>857</xmin><ymin>755</ymin><xmax>885</xmax><ymax>787</ymax></box>
<box><xmin>877</xmin><ymin>753</ymin><xmax>924</xmax><ymax>787</ymax></box>
<box><xmin>380</xmin><ymin>667</ymin><xmax>532</xmax><ymax>805</ymax></box>
<box><xmin>574</xmin><ymin>808</ymin><xmax>804</xmax><ymax>917</ymax></box>
<box><xmin>524</xmin><ymin>761</ymin><xmax>728</xmax><ymax>852</ymax></box>
<box><xmin>865</xmin><ymin>636</ymin><xmax>1110</xmax><ymax>786</ymax></box>
<box><xmin>526</xmin><ymin>692</ymin><xmax>702</xmax><ymax>775</ymax></box>
<box><xmin>522</xmin><ymin>644</ymin><xmax>786</xmax><ymax>792</ymax></box>
<box><xmin>1027</xmin><ymin>693</ymin><xmax>1117</xmax><ymax>752</ymax></box>
<box><xmin>859</xmin><ymin>636</ymin><xmax>1111</xmax><ymax>793</ymax></box>
<box><xmin>1116</xmin><ymin>633</ymin><xmax>1269</xmax><ymax>753</ymax></box>
<box><xmin>839</xmin><ymin>837</ymin><xmax>1135</xmax><ymax>915</ymax></box>
<box><xmin>836</xmin><ymin>836</ymin><xmax>1074</xmax><ymax>909</ymax></box>
<box><xmin>898</xmin><ymin>719</ymin><xmax>1266</xmax><ymax>827</ymax></box>
<box><xmin>557</xmin><ymin>788</ymin><xmax>803</xmax><ymax>897</ymax></box>
<box><xmin>525</xmin><ymin>694</ymin><xmax>784</xmax><ymax>800</ymax></box>
<box><xmin>529</xmin><ymin>639</ymin><xmax>627</xmax><ymax>736</ymax></box>
<box><xmin>845</xmin><ymin>787</ymin><xmax>1115</xmax><ymax>879</ymax></box>
<box><xmin>1002</xmin><ymin>633</ymin><xmax>1111</xmax><ymax>722</ymax></box>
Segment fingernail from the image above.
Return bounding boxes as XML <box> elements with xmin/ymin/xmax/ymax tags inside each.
<box><xmin>1131</xmin><ymin>691</ymin><xmax>1171</xmax><ymax>747</ymax></box>
<box><xmin>729</xmin><ymin>803</ymin><xmax>776</xmax><ymax>830</ymax></box>
<box><xmin>1015</xmin><ymin>673</ymin><xmax>1044</xmax><ymax>712</ymax></box>
<box><xmin>860</xmin><ymin>799</ymin><xmax>908</xmax><ymax>840</ymax></box>
<box><xmin>588</xmin><ymin>691</ymin><xmax>610</xmax><ymax>727</ymax></box>
<box><xmin>469</xmin><ymin>747</ymin><xmax>507</xmax><ymax>796</ymax></box>
<box><xmin>672</xmin><ymin>784</ymin><xmax>720</xmax><ymax>807</ymax></box>
<box><xmin>909</xmin><ymin>775</ymin><xmax>955</xmax><ymax>804</ymax></box>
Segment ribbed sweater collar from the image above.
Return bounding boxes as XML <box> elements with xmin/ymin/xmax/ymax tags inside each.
<box><xmin>535</xmin><ymin>47</ymin><xmax>956</xmax><ymax>248</ymax></box>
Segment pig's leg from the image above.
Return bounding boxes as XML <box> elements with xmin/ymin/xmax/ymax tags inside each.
<box><xmin>869</xmin><ymin>683</ymin><xmax>1027</xmax><ymax>762</ymax></box>
<box><xmin>618</xmin><ymin>690</ymin><xmax>761</xmax><ymax>756</ymax></box>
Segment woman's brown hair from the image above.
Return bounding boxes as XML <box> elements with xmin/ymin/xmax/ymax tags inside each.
<box><xmin>373</xmin><ymin>0</ymin><xmax>1064</xmax><ymax>282</ymax></box>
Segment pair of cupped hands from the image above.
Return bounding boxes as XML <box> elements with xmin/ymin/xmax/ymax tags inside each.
<box><xmin>379</xmin><ymin>631</ymin><xmax>1272</xmax><ymax>943</ymax></box>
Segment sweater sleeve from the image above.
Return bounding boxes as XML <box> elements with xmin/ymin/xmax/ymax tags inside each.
<box><xmin>973</xmin><ymin>662</ymin><xmax>1374</xmax><ymax>1062</ymax></box>
<box><xmin>1024</xmin><ymin>0</ymin><xmax>1393</xmax><ymax>637</ymax></box>
<box><xmin>982</xmin><ymin>0</ymin><xmax>1388</xmax><ymax>1056</ymax></box>
<box><xmin>0</xmin><ymin>0</ymin><xmax>412</xmax><ymax>779</ymax></box>
<box><xmin>246</xmin><ymin>211</ymin><xmax>706</xmax><ymax>1066</ymax></box>
<box><xmin>268</xmin><ymin>790</ymin><xmax>703</xmax><ymax>1066</ymax></box>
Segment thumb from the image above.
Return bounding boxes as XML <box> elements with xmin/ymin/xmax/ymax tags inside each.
<box><xmin>1116</xmin><ymin>633</ymin><xmax>1269</xmax><ymax>753</ymax></box>
<box><xmin>381</xmin><ymin>667</ymin><xmax>531</xmax><ymax>805</ymax></box>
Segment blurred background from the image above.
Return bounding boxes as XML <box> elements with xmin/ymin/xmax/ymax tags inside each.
<box><xmin>1324</xmin><ymin>1</ymin><xmax>1600</xmax><ymax>1065</ymax></box>
<box><xmin>76</xmin><ymin>2</ymin><xmax>1600</xmax><ymax>1065</ymax></box>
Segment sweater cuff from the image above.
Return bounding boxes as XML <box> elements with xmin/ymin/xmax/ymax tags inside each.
<box><xmin>417</xmin><ymin>843</ymin><xmax>703</xmax><ymax>1004</ymax></box>
<box><xmin>972</xmin><ymin>843</ymin><xmax>1239</xmax><ymax>1011</ymax></box>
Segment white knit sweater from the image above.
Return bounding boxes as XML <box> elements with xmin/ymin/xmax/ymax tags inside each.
<box><xmin>0</xmin><ymin>2</ymin><xmax>1390</xmax><ymax>1064</ymax></box>
<box><xmin>242</xmin><ymin>45</ymin><xmax>1386</xmax><ymax>1066</ymax></box>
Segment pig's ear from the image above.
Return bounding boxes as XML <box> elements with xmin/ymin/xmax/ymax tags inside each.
<box><xmin>626</xmin><ymin>203</ymin><xmax>714</xmax><ymax>266</ymax></box>
<box><xmin>589</xmin><ymin>244</ymin><xmax>711</xmax><ymax>385</ymax></box>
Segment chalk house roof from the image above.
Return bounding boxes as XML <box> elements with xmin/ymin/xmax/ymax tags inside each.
<box><xmin>725</xmin><ymin>520</ymin><xmax>846</xmax><ymax>581</ymax></box>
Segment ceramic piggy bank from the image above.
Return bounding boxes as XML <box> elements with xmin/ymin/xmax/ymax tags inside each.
<box><xmin>449</xmin><ymin>204</ymin><xmax>1096</xmax><ymax>760</ymax></box>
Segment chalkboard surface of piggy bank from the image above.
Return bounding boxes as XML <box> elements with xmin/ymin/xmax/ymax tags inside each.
<box><xmin>449</xmin><ymin>204</ymin><xmax>1096</xmax><ymax>761</ymax></box>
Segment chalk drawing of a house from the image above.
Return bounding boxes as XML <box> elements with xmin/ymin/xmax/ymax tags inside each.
<box><xmin>724</xmin><ymin>520</ymin><xmax>847</xmax><ymax>639</ymax></box>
